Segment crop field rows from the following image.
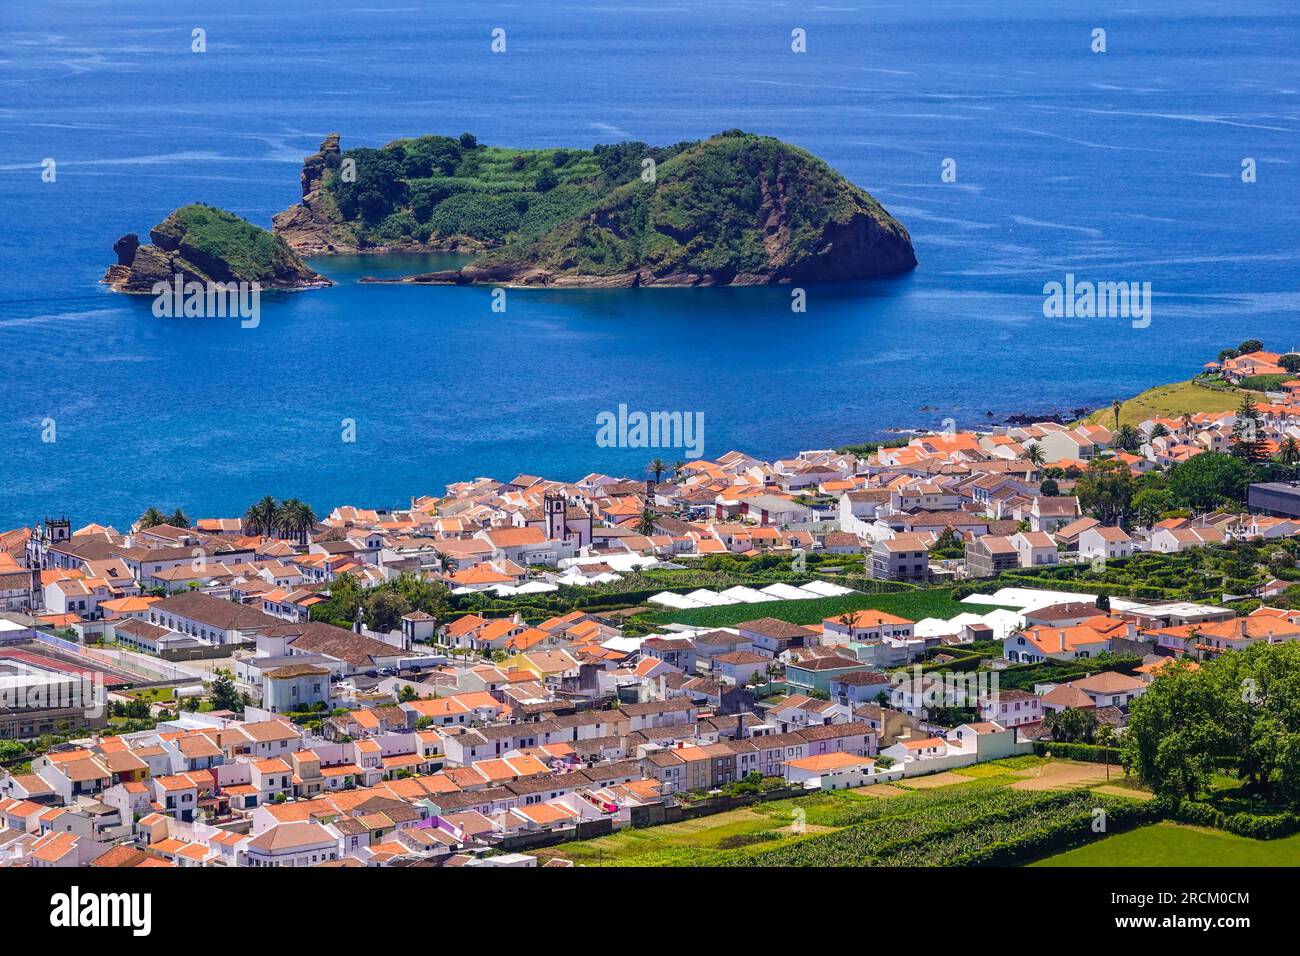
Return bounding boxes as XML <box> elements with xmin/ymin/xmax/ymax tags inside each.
<box><xmin>537</xmin><ymin>760</ymin><xmax>1158</xmax><ymax>867</ymax></box>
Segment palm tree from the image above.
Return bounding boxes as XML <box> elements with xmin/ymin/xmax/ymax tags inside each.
<box><xmin>169</xmin><ymin>509</ymin><xmax>190</xmax><ymax>529</ymax></box>
<box><xmin>277</xmin><ymin>498</ymin><xmax>298</xmax><ymax>540</ymax></box>
<box><xmin>1150</xmin><ymin>423</ymin><xmax>1169</xmax><ymax>440</ymax></box>
<box><xmin>1278</xmin><ymin>436</ymin><xmax>1300</xmax><ymax>466</ymax></box>
<box><xmin>295</xmin><ymin>501</ymin><xmax>319</xmax><ymax>544</ymax></box>
<box><xmin>1114</xmin><ymin>424</ymin><xmax>1140</xmax><ymax>452</ymax></box>
<box><xmin>672</xmin><ymin>460</ymin><xmax>686</xmax><ymax>480</ymax></box>
<box><xmin>244</xmin><ymin>495</ymin><xmax>281</xmax><ymax>536</ymax></box>
<box><xmin>1112</xmin><ymin>400</ymin><xmax>1122</xmax><ymax>431</ymax></box>
<box><xmin>279</xmin><ymin>498</ymin><xmax>317</xmax><ymax>545</ymax></box>
<box><xmin>1135</xmin><ymin>496</ymin><xmax>1161</xmax><ymax>529</ymax></box>
<box><xmin>636</xmin><ymin>508</ymin><xmax>658</xmax><ymax>536</ymax></box>
<box><xmin>1023</xmin><ymin>443</ymin><xmax>1045</xmax><ymax>468</ymax></box>
<box><xmin>647</xmin><ymin>458</ymin><xmax>667</xmax><ymax>484</ymax></box>
<box><xmin>137</xmin><ymin>507</ymin><xmax>165</xmax><ymax>530</ymax></box>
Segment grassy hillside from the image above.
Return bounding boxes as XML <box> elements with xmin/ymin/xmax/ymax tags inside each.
<box><xmin>154</xmin><ymin>204</ymin><xmax>317</xmax><ymax>283</ymax></box>
<box><xmin>324</xmin><ymin>133</ymin><xmax>691</xmax><ymax>248</ymax></box>
<box><xmin>473</xmin><ymin>131</ymin><xmax>911</xmax><ymax>279</ymax></box>
<box><xmin>1082</xmin><ymin>379</ymin><xmax>1247</xmax><ymax>428</ymax></box>
<box><xmin>313</xmin><ymin>130</ymin><xmax>914</xmax><ymax>282</ymax></box>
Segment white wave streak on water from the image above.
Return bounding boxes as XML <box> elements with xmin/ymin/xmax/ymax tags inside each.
<box><xmin>0</xmin><ymin>308</ymin><xmax>121</xmax><ymax>329</ymax></box>
<box><xmin>1010</xmin><ymin>216</ymin><xmax>1104</xmax><ymax>239</ymax></box>
<box><xmin>0</xmin><ymin>151</ymin><xmax>300</xmax><ymax>172</ymax></box>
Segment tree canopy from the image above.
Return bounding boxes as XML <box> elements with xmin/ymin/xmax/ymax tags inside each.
<box><xmin>1122</xmin><ymin>643</ymin><xmax>1300</xmax><ymax>806</ymax></box>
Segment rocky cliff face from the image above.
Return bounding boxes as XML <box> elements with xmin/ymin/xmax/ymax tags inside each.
<box><xmin>270</xmin><ymin>133</ymin><xmax>366</xmax><ymax>255</ymax></box>
<box><xmin>103</xmin><ymin>205</ymin><xmax>331</xmax><ymax>293</ymax></box>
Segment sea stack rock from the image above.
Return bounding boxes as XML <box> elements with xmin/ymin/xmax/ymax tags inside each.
<box><xmin>272</xmin><ymin>133</ymin><xmax>362</xmax><ymax>255</ymax></box>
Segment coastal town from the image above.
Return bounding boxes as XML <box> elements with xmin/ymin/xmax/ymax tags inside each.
<box><xmin>2</xmin><ymin>345</ymin><xmax>1299</xmax><ymax>869</ymax></box>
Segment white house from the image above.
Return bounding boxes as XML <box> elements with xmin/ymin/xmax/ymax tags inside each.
<box><xmin>977</xmin><ymin>689</ymin><xmax>1041</xmax><ymax>727</ymax></box>
<box><xmin>242</xmin><ymin>821</ymin><xmax>343</xmax><ymax>867</ymax></box>
<box><xmin>1010</xmin><ymin>531</ymin><xmax>1059</xmax><ymax>568</ymax></box>
<box><xmin>1078</xmin><ymin>525</ymin><xmax>1133</xmax><ymax>563</ymax></box>
<box><xmin>1029</xmin><ymin>497</ymin><xmax>1082</xmax><ymax>534</ymax></box>
<box><xmin>709</xmin><ymin>651</ymin><xmax>769</xmax><ymax>685</ymax></box>
<box><xmin>741</xmin><ymin>494</ymin><xmax>812</xmax><ymax>527</ymax></box>
<box><xmin>838</xmin><ymin>491</ymin><xmax>890</xmax><ymax>536</ymax></box>
<box><xmin>1150</xmin><ymin>526</ymin><xmax>1223</xmax><ymax>553</ymax></box>
<box><xmin>783</xmin><ymin>752</ymin><xmax>877</xmax><ymax>790</ymax></box>
<box><xmin>944</xmin><ymin>722</ymin><xmax>1021</xmax><ymax>761</ymax></box>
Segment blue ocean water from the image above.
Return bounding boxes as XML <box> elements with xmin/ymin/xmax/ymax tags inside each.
<box><xmin>0</xmin><ymin>0</ymin><xmax>1297</xmax><ymax>527</ymax></box>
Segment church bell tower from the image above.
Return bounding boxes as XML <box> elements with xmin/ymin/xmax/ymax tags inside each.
<box><xmin>544</xmin><ymin>494</ymin><xmax>567</xmax><ymax>542</ymax></box>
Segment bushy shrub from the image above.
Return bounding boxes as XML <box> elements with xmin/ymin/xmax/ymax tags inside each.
<box><xmin>1032</xmin><ymin>741</ymin><xmax>1121</xmax><ymax>764</ymax></box>
<box><xmin>1161</xmin><ymin>798</ymin><xmax>1300</xmax><ymax>839</ymax></box>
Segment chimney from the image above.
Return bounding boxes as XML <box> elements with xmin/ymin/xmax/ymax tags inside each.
<box><xmin>1239</xmin><ymin>619</ymin><xmax>1248</xmax><ymax>638</ymax></box>
<box><xmin>1058</xmin><ymin>630</ymin><xmax>1066</xmax><ymax>651</ymax></box>
<box><xmin>736</xmin><ymin>711</ymin><xmax>745</xmax><ymax>740</ymax></box>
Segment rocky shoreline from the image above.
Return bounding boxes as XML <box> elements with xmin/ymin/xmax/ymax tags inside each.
<box><xmin>875</xmin><ymin>404</ymin><xmax>1096</xmax><ymax>439</ymax></box>
<box><xmin>103</xmin><ymin>206</ymin><xmax>331</xmax><ymax>294</ymax></box>
<box><xmin>357</xmin><ymin>266</ymin><xmax>854</xmax><ymax>288</ymax></box>
<box><xmin>1001</xmin><ymin>407</ymin><xmax>1093</xmax><ymax>426</ymax></box>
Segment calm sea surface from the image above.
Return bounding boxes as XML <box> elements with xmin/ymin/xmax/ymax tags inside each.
<box><xmin>1</xmin><ymin>0</ymin><xmax>1298</xmax><ymax>526</ymax></box>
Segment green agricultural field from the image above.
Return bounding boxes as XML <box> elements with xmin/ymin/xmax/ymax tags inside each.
<box><xmin>637</xmin><ymin>588</ymin><xmax>1005</xmax><ymax>629</ymax></box>
<box><xmin>533</xmin><ymin>805</ymin><xmax>801</xmax><ymax>866</ymax></box>
<box><xmin>535</xmin><ymin>760</ymin><xmax>1155</xmax><ymax>867</ymax></box>
<box><xmin>1031</xmin><ymin>821</ymin><xmax>1300</xmax><ymax>867</ymax></box>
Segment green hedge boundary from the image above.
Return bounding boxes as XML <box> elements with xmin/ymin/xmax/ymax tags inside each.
<box><xmin>995</xmin><ymin>655</ymin><xmax>1142</xmax><ymax>691</ymax></box>
<box><xmin>1160</xmin><ymin>798</ymin><xmax>1300</xmax><ymax>840</ymax></box>
<box><xmin>958</xmin><ymin>800</ymin><xmax>1161</xmax><ymax>866</ymax></box>
<box><xmin>1032</xmin><ymin>741</ymin><xmax>1122</xmax><ymax>764</ymax></box>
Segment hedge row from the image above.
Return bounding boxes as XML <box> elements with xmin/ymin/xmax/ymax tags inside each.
<box><xmin>995</xmin><ymin>655</ymin><xmax>1142</xmax><ymax>691</ymax></box>
<box><xmin>956</xmin><ymin>799</ymin><xmax>1161</xmax><ymax>866</ymax></box>
<box><xmin>1032</xmin><ymin>741</ymin><xmax>1122</xmax><ymax>764</ymax></box>
<box><xmin>957</xmin><ymin>570</ymin><xmax>1217</xmax><ymax>604</ymax></box>
<box><xmin>1161</xmin><ymin>798</ymin><xmax>1300</xmax><ymax>840</ymax></box>
<box><xmin>918</xmin><ymin>646</ymin><xmax>989</xmax><ymax>674</ymax></box>
<box><xmin>999</xmin><ymin>573</ymin><xmax>1187</xmax><ymax>601</ymax></box>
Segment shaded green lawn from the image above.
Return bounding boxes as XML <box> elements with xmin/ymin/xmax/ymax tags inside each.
<box><xmin>130</xmin><ymin>687</ymin><xmax>175</xmax><ymax>703</ymax></box>
<box><xmin>1032</xmin><ymin>821</ymin><xmax>1300</xmax><ymax>867</ymax></box>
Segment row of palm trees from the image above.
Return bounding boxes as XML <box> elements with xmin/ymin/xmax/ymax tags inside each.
<box><xmin>1107</xmin><ymin>410</ymin><xmax>1300</xmax><ymax>463</ymax></box>
<box><xmin>243</xmin><ymin>495</ymin><xmax>318</xmax><ymax>544</ymax></box>
<box><xmin>1019</xmin><ymin>419</ymin><xmax>1179</xmax><ymax>463</ymax></box>
<box><xmin>138</xmin><ymin>507</ymin><xmax>190</xmax><ymax>530</ymax></box>
<box><xmin>647</xmin><ymin>458</ymin><xmax>686</xmax><ymax>484</ymax></box>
